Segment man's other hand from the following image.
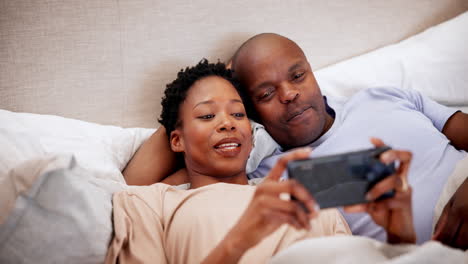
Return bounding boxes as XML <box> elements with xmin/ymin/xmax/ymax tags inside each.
<box><xmin>344</xmin><ymin>138</ymin><xmax>416</xmax><ymax>244</ymax></box>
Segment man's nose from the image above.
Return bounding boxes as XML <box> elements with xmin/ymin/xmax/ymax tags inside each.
<box><xmin>216</xmin><ymin>115</ymin><xmax>236</xmax><ymax>132</ymax></box>
<box><xmin>278</xmin><ymin>83</ymin><xmax>299</xmax><ymax>104</ymax></box>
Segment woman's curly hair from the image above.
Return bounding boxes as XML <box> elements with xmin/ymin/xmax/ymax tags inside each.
<box><xmin>158</xmin><ymin>59</ymin><xmax>254</xmax><ymax>138</ymax></box>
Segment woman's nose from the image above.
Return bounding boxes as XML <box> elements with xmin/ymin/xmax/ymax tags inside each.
<box><xmin>216</xmin><ymin>115</ymin><xmax>236</xmax><ymax>132</ymax></box>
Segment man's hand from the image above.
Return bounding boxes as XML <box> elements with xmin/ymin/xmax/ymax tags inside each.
<box><xmin>345</xmin><ymin>138</ymin><xmax>416</xmax><ymax>244</ymax></box>
<box><xmin>433</xmin><ymin>177</ymin><xmax>468</xmax><ymax>250</ymax></box>
<box><xmin>123</xmin><ymin>126</ymin><xmax>178</xmax><ymax>185</ymax></box>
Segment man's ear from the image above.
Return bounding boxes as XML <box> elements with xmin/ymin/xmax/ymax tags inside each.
<box><xmin>170</xmin><ymin>129</ymin><xmax>184</xmax><ymax>153</ymax></box>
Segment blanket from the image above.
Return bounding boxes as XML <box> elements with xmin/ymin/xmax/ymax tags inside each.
<box><xmin>1</xmin><ymin>154</ymin><xmax>467</xmax><ymax>263</ymax></box>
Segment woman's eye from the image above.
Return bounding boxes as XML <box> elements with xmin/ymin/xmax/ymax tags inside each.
<box><xmin>198</xmin><ymin>114</ymin><xmax>215</xmax><ymax>120</ymax></box>
<box><xmin>233</xmin><ymin>113</ymin><xmax>245</xmax><ymax>118</ymax></box>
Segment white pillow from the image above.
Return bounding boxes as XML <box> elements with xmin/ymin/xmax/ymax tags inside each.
<box><xmin>315</xmin><ymin>11</ymin><xmax>468</xmax><ymax>106</ymax></box>
<box><xmin>0</xmin><ymin>109</ymin><xmax>154</xmax><ymax>183</ymax></box>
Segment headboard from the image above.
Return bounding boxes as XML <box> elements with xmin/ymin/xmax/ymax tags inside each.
<box><xmin>1</xmin><ymin>0</ymin><xmax>467</xmax><ymax>128</ymax></box>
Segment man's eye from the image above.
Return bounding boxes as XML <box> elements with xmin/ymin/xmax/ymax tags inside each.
<box><xmin>198</xmin><ymin>114</ymin><xmax>215</xmax><ymax>120</ymax></box>
<box><xmin>259</xmin><ymin>90</ymin><xmax>273</xmax><ymax>101</ymax></box>
<box><xmin>293</xmin><ymin>72</ymin><xmax>305</xmax><ymax>80</ymax></box>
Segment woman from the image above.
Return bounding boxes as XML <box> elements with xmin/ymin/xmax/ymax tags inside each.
<box><xmin>105</xmin><ymin>60</ymin><xmax>415</xmax><ymax>264</ymax></box>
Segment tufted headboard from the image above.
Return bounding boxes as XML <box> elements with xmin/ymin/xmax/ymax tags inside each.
<box><xmin>1</xmin><ymin>0</ymin><xmax>467</xmax><ymax>128</ymax></box>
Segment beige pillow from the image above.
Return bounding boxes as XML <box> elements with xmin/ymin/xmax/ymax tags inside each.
<box><xmin>0</xmin><ymin>154</ymin><xmax>126</xmax><ymax>264</ymax></box>
<box><xmin>0</xmin><ymin>155</ymin><xmax>72</xmax><ymax>225</ymax></box>
<box><xmin>432</xmin><ymin>154</ymin><xmax>468</xmax><ymax>232</ymax></box>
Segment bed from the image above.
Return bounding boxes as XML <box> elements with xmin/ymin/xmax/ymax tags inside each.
<box><xmin>1</xmin><ymin>1</ymin><xmax>467</xmax><ymax>263</ymax></box>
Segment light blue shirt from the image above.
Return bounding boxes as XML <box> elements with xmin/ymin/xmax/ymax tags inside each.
<box><xmin>248</xmin><ymin>87</ymin><xmax>466</xmax><ymax>244</ymax></box>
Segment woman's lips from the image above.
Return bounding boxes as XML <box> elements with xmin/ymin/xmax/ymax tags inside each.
<box><xmin>215</xmin><ymin>143</ymin><xmax>240</xmax><ymax>149</ymax></box>
<box><xmin>214</xmin><ymin>139</ymin><xmax>242</xmax><ymax>157</ymax></box>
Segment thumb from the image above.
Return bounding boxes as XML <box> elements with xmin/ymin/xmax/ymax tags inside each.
<box><xmin>265</xmin><ymin>147</ymin><xmax>312</xmax><ymax>182</ymax></box>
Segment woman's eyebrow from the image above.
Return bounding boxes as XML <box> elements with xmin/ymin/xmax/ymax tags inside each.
<box><xmin>193</xmin><ymin>99</ymin><xmax>242</xmax><ymax>109</ymax></box>
<box><xmin>193</xmin><ymin>100</ymin><xmax>214</xmax><ymax>110</ymax></box>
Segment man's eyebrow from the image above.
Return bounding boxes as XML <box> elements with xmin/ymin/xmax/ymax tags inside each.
<box><xmin>254</xmin><ymin>82</ymin><xmax>270</xmax><ymax>91</ymax></box>
<box><xmin>253</xmin><ymin>62</ymin><xmax>306</xmax><ymax>92</ymax></box>
<box><xmin>288</xmin><ymin>62</ymin><xmax>305</xmax><ymax>73</ymax></box>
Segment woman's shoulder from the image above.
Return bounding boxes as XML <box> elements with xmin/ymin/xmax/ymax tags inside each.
<box><xmin>116</xmin><ymin>182</ymin><xmax>256</xmax><ymax>206</ymax></box>
<box><xmin>120</xmin><ymin>182</ymin><xmax>173</xmax><ymax>196</ymax></box>
<box><xmin>112</xmin><ymin>183</ymin><xmax>173</xmax><ymax>212</ymax></box>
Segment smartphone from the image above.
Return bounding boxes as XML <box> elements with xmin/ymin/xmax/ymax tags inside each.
<box><xmin>287</xmin><ymin>146</ymin><xmax>396</xmax><ymax>209</ymax></box>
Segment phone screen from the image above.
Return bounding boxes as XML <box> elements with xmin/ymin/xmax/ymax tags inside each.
<box><xmin>288</xmin><ymin>147</ymin><xmax>395</xmax><ymax>208</ymax></box>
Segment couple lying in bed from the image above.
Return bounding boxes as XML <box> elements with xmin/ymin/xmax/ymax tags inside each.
<box><xmin>123</xmin><ymin>33</ymin><xmax>468</xmax><ymax>248</ymax></box>
<box><xmin>105</xmin><ymin>59</ymin><xmax>416</xmax><ymax>263</ymax></box>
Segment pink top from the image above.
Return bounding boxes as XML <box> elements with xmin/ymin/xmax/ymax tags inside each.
<box><xmin>106</xmin><ymin>183</ymin><xmax>351</xmax><ymax>264</ymax></box>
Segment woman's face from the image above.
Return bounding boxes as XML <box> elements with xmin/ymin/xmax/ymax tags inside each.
<box><xmin>171</xmin><ymin>76</ymin><xmax>252</xmax><ymax>178</ymax></box>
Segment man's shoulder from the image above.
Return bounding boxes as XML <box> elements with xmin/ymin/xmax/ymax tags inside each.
<box><xmin>343</xmin><ymin>87</ymin><xmax>420</xmax><ymax>110</ymax></box>
<box><xmin>246</xmin><ymin>121</ymin><xmax>280</xmax><ymax>174</ymax></box>
<box><xmin>248</xmin><ymin>151</ymin><xmax>285</xmax><ymax>179</ymax></box>
<box><xmin>352</xmin><ymin>86</ymin><xmax>407</xmax><ymax>98</ymax></box>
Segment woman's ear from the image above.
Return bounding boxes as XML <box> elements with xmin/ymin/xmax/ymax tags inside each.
<box><xmin>170</xmin><ymin>129</ymin><xmax>184</xmax><ymax>153</ymax></box>
<box><xmin>226</xmin><ymin>59</ymin><xmax>233</xmax><ymax>69</ymax></box>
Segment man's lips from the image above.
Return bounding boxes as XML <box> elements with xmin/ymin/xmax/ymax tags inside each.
<box><xmin>287</xmin><ymin>106</ymin><xmax>313</xmax><ymax>122</ymax></box>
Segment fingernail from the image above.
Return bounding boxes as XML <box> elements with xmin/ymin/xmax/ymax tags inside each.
<box><xmin>301</xmin><ymin>147</ymin><xmax>312</xmax><ymax>153</ymax></box>
<box><xmin>279</xmin><ymin>192</ymin><xmax>291</xmax><ymax>201</ymax></box>
<box><xmin>381</xmin><ymin>152</ymin><xmax>395</xmax><ymax>162</ymax></box>
<box><xmin>365</xmin><ymin>194</ymin><xmax>372</xmax><ymax>201</ymax></box>
<box><xmin>314</xmin><ymin>204</ymin><xmax>320</xmax><ymax>212</ymax></box>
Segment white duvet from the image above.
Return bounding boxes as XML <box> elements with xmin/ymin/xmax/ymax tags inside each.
<box><xmin>270</xmin><ymin>236</ymin><xmax>467</xmax><ymax>264</ymax></box>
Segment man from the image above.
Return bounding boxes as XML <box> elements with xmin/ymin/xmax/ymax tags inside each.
<box><xmin>230</xmin><ymin>33</ymin><xmax>468</xmax><ymax>247</ymax></box>
<box><xmin>124</xmin><ymin>33</ymin><xmax>468</xmax><ymax>249</ymax></box>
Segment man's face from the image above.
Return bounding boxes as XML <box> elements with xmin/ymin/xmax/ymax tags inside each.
<box><xmin>171</xmin><ymin>76</ymin><xmax>252</xmax><ymax>177</ymax></box>
<box><xmin>234</xmin><ymin>40</ymin><xmax>329</xmax><ymax>149</ymax></box>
